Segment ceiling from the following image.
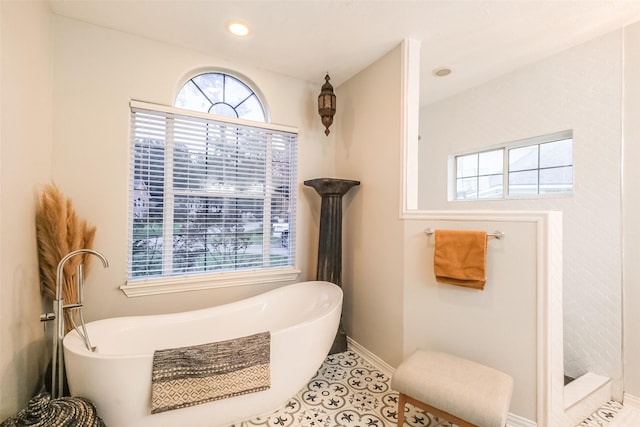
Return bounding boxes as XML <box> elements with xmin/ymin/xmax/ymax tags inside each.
<box><xmin>47</xmin><ymin>0</ymin><xmax>640</xmax><ymax>106</ymax></box>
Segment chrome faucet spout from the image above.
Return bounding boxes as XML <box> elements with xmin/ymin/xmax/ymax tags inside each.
<box><xmin>55</xmin><ymin>249</ymin><xmax>108</xmax><ymax>299</ymax></box>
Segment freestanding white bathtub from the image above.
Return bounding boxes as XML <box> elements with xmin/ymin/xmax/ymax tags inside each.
<box><xmin>63</xmin><ymin>281</ymin><xmax>342</xmax><ymax>427</ymax></box>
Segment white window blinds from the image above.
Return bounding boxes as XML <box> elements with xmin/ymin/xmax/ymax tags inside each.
<box><xmin>128</xmin><ymin>101</ymin><xmax>297</xmax><ymax>281</ymax></box>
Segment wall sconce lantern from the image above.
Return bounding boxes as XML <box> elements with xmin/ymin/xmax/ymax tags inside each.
<box><xmin>318</xmin><ymin>73</ymin><xmax>336</xmax><ymax>136</ymax></box>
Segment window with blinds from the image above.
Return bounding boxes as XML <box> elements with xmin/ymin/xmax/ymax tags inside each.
<box><xmin>128</xmin><ymin>101</ymin><xmax>297</xmax><ymax>283</ymax></box>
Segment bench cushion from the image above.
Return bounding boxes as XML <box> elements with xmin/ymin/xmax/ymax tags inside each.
<box><xmin>391</xmin><ymin>350</ymin><xmax>513</xmax><ymax>427</ymax></box>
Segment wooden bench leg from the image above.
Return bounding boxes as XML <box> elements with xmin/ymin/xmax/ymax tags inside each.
<box><xmin>396</xmin><ymin>393</ymin><xmax>407</xmax><ymax>427</ymax></box>
<box><xmin>399</xmin><ymin>393</ymin><xmax>479</xmax><ymax>427</ymax></box>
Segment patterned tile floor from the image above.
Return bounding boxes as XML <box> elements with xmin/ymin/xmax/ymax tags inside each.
<box><xmin>577</xmin><ymin>401</ymin><xmax>625</xmax><ymax>426</ymax></box>
<box><xmin>233</xmin><ymin>350</ymin><xmax>452</xmax><ymax>427</ymax></box>
<box><xmin>232</xmin><ymin>349</ymin><xmax>625</xmax><ymax>427</ymax></box>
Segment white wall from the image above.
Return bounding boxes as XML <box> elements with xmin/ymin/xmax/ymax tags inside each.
<box><xmin>51</xmin><ymin>16</ymin><xmax>334</xmax><ymax>321</ymax></box>
<box><xmin>623</xmin><ymin>21</ymin><xmax>640</xmax><ymax>398</ymax></box>
<box><xmin>335</xmin><ymin>45</ymin><xmax>405</xmax><ymax>367</ymax></box>
<box><xmin>0</xmin><ymin>0</ymin><xmax>54</xmax><ymax>418</ymax></box>
<box><xmin>419</xmin><ymin>29</ymin><xmax>624</xmax><ymax>398</ymax></box>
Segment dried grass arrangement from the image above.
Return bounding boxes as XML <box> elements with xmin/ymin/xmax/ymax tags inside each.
<box><xmin>36</xmin><ymin>184</ymin><xmax>96</xmax><ymax>333</ymax></box>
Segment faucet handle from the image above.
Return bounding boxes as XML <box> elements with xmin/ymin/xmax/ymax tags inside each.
<box><xmin>40</xmin><ymin>312</ymin><xmax>55</xmax><ymax>332</ymax></box>
<box><xmin>40</xmin><ymin>312</ymin><xmax>55</xmax><ymax>322</ymax></box>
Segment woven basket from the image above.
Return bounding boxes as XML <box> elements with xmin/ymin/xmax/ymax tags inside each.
<box><xmin>0</xmin><ymin>392</ymin><xmax>105</xmax><ymax>427</ymax></box>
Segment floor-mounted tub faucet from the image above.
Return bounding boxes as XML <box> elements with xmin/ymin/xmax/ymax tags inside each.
<box><xmin>40</xmin><ymin>249</ymin><xmax>109</xmax><ymax>398</ymax></box>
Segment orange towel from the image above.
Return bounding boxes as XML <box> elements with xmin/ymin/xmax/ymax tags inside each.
<box><xmin>433</xmin><ymin>229</ymin><xmax>488</xmax><ymax>290</ymax></box>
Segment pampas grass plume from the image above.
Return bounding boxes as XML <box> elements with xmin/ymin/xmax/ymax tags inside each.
<box><xmin>36</xmin><ymin>184</ymin><xmax>97</xmax><ymax>333</ymax></box>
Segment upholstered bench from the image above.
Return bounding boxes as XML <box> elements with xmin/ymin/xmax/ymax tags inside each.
<box><xmin>391</xmin><ymin>350</ymin><xmax>513</xmax><ymax>427</ymax></box>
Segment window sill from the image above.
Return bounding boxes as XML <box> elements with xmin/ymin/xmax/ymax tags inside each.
<box><xmin>451</xmin><ymin>191</ymin><xmax>573</xmax><ymax>202</ymax></box>
<box><xmin>120</xmin><ymin>267</ymin><xmax>301</xmax><ymax>297</ymax></box>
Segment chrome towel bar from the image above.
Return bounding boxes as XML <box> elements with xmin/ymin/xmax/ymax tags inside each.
<box><xmin>424</xmin><ymin>228</ymin><xmax>505</xmax><ymax>239</ymax></box>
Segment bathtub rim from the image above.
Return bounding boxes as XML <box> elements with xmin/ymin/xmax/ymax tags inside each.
<box><xmin>63</xmin><ymin>280</ymin><xmax>342</xmax><ymax>360</ymax></box>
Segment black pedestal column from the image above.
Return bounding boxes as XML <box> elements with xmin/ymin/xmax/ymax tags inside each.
<box><xmin>304</xmin><ymin>178</ymin><xmax>360</xmax><ymax>354</ymax></box>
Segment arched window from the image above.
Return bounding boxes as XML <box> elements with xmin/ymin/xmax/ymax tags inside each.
<box><xmin>175</xmin><ymin>72</ymin><xmax>266</xmax><ymax>122</ymax></box>
<box><xmin>126</xmin><ymin>71</ymin><xmax>297</xmax><ymax>295</ymax></box>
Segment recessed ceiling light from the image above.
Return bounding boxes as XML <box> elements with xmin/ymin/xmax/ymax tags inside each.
<box><xmin>433</xmin><ymin>67</ymin><xmax>452</xmax><ymax>77</ymax></box>
<box><xmin>227</xmin><ymin>20</ymin><xmax>250</xmax><ymax>37</ymax></box>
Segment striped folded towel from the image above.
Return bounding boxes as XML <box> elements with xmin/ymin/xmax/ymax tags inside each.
<box><xmin>151</xmin><ymin>331</ymin><xmax>271</xmax><ymax>414</ymax></box>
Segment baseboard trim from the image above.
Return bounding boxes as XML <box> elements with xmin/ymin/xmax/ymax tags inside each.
<box><xmin>624</xmin><ymin>392</ymin><xmax>640</xmax><ymax>409</ymax></box>
<box><xmin>346</xmin><ymin>337</ymin><xmax>395</xmax><ymax>375</ymax></box>
<box><xmin>346</xmin><ymin>337</ymin><xmax>537</xmax><ymax>427</ymax></box>
<box><xmin>506</xmin><ymin>413</ymin><xmax>537</xmax><ymax>427</ymax></box>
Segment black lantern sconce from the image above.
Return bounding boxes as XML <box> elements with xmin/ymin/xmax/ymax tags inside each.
<box><xmin>318</xmin><ymin>74</ymin><xmax>336</xmax><ymax>136</ymax></box>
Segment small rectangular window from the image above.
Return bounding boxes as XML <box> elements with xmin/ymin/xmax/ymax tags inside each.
<box><xmin>508</xmin><ymin>137</ymin><xmax>573</xmax><ymax>196</ymax></box>
<box><xmin>455</xmin><ymin>149</ymin><xmax>503</xmax><ymax>200</ymax></box>
<box><xmin>453</xmin><ymin>130</ymin><xmax>573</xmax><ymax>200</ymax></box>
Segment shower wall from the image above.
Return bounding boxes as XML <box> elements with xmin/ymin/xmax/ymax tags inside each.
<box><xmin>418</xmin><ymin>30</ymin><xmax>623</xmax><ymax>397</ymax></box>
<box><xmin>623</xmin><ymin>21</ymin><xmax>640</xmax><ymax>399</ymax></box>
